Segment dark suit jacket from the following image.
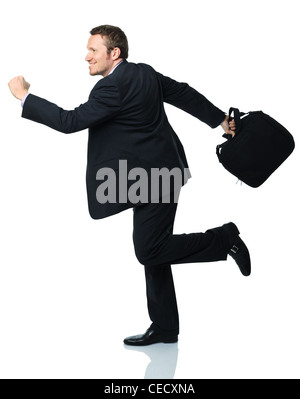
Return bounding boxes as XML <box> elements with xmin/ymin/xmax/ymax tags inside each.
<box><xmin>22</xmin><ymin>60</ymin><xmax>225</xmax><ymax>219</ymax></box>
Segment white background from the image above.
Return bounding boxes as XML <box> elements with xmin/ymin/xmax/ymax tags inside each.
<box><xmin>0</xmin><ymin>0</ymin><xmax>299</xmax><ymax>379</ymax></box>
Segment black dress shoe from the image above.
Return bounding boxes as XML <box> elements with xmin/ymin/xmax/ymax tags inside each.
<box><xmin>124</xmin><ymin>327</ymin><xmax>178</xmax><ymax>346</ymax></box>
<box><xmin>223</xmin><ymin>222</ymin><xmax>251</xmax><ymax>277</ymax></box>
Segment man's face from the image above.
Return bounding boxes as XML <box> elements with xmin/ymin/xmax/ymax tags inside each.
<box><xmin>85</xmin><ymin>35</ymin><xmax>114</xmax><ymax>77</ymax></box>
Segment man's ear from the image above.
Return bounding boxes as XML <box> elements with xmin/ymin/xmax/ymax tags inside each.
<box><xmin>112</xmin><ymin>47</ymin><xmax>121</xmax><ymax>60</ymax></box>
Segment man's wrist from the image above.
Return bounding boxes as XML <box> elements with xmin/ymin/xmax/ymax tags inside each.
<box><xmin>21</xmin><ymin>92</ymin><xmax>30</xmax><ymax>107</ymax></box>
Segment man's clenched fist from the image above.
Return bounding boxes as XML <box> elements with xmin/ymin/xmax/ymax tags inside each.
<box><xmin>8</xmin><ymin>76</ymin><xmax>30</xmax><ymax>100</ymax></box>
<box><xmin>221</xmin><ymin>114</ymin><xmax>236</xmax><ymax>137</ymax></box>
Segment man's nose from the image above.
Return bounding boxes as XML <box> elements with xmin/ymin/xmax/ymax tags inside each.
<box><xmin>85</xmin><ymin>53</ymin><xmax>92</xmax><ymax>62</ymax></box>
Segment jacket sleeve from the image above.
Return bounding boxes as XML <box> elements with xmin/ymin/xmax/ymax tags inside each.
<box><xmin>157</xmin><ymin>72</ymin><xmax>225</xmax><ymax>129</ymax></box>
<box><xmin>21</xmin><ymin>81</ymin><xmax>121</xmax><ymax>134</ymax></box>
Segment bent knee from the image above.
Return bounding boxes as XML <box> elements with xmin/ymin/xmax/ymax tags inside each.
<box><xmin>134</xmin><ymin>243</ymin><xmax>157</xmax><ymax>267</ymax></box>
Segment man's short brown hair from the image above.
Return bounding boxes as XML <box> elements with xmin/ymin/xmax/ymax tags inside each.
<box><xmin>90</xmin><ymin>25</ymin><xmax>129</xmax><ymax>59</ymax></box>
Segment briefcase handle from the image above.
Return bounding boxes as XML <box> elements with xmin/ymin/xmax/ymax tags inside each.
<box><xmin>228</xmin><ymin>107</ymin><xmax>247</xmax><ymax>133</ymax></box>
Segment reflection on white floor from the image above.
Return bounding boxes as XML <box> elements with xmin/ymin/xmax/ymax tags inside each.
<box><xmin>124</xmin><ymin>342</ymin><xmax>179</xmax><ymax>379</ymax></box>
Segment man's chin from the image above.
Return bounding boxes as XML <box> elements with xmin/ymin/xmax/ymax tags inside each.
<box><xmin>89</xmin><ymin>71</ymin><xmax>101</xmax><ymax>77</ymax></box>
<box><xmin>89</xmin><ymin>67</ymin><xmax>97</xmax><ymax>76</ymax></box>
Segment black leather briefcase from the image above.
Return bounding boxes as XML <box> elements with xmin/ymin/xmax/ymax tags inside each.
<box><xmin>216</xmin><ymin>107</ymin><xmax>295</xmax><ymax>187</ymax></box>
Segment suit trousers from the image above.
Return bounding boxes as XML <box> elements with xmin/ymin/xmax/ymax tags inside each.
<box><xmin>132</xmin><ymin>192</ymin><xmax>232</xmax><ymax>336</ymax></box>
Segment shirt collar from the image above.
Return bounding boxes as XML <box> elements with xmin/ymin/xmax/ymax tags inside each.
<box><xmin>108</xmin><ymin>60</ymin><xmax>124</xmax><ymax>75</ymax></box>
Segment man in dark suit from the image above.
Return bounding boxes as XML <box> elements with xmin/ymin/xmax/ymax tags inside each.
<box><xmin>8</xmin><ymin>25</ymin><xmax>250</xmax><ymax>346</ymax></box>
